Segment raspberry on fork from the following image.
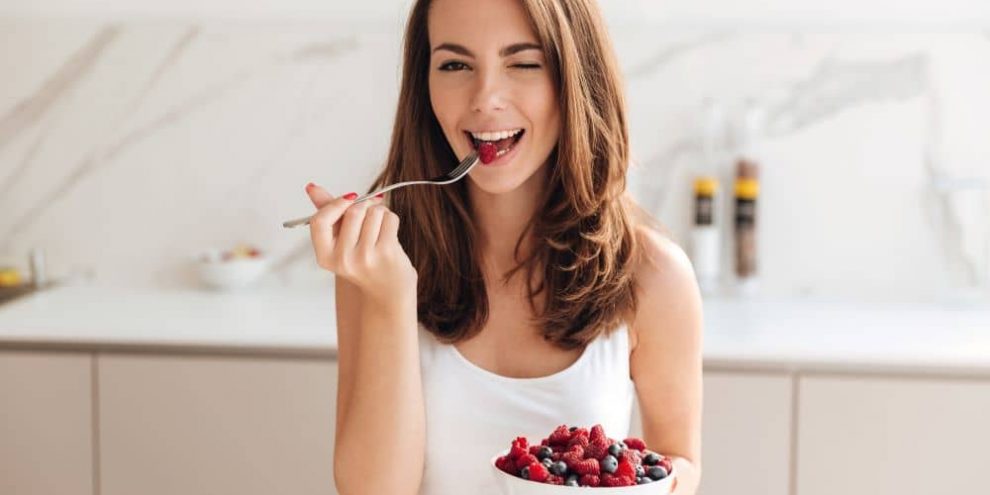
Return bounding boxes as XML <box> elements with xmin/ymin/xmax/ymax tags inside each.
<box><xmin>479</xmin><ymin>142</ymin><xmax>498</xmax><ymax>164</ymax></box>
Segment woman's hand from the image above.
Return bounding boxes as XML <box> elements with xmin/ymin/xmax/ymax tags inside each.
<box><xmin>304</xmin><ymin>183</ymin><xmax>418</xmax><ymax>306</ymax></box>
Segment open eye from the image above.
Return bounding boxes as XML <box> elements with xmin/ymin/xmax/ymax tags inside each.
<box><xmin>438</xmin><ymin>61</ymin><xmax>469</xmax><ymax>71</ymax></box>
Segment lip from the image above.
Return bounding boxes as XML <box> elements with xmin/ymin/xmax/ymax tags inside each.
<box><xmin>463</xmin><ymin>130</ymin><xmax>525</xmax><ymax>168</ymax></box>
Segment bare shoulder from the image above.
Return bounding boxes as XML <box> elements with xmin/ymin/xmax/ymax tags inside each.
<box><xmin>627</xmin><ymin>223</ymin><xmax>702</xmax><ymax>353</ymax></box>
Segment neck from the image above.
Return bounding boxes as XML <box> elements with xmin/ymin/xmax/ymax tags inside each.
<box><xmin>468</xmin><ymin>164</ymin><xmax>549</xmax><ymax>278</ymax></box>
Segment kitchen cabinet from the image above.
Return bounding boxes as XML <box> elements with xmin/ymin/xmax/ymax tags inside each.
<box><xmin>630</xmin><ymin>371</ymin><xmax>794</xmax><ymax>495</ymax></box>
<box><xmin>0</xmin><ymin>351</ymin><xmax>94</xmax><ymax>495</ymax></box>
<box><xmin>98</xmin><ymin>354</ymin><xmax>339</xmax><ymax>495</ymax></box>
<box><xmin>796</xmin><ymin>375</ymin><xmax>990</xmax><ymax>495</ymax></box>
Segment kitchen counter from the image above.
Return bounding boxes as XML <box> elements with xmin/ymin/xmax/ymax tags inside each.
<box><xmin>1</xmin><ymin>284</ymin><xmax>989</xmax><ymax>376</ymax></box>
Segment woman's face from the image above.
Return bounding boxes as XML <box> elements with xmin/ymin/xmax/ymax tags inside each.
<box><xmin>427</xmin><ymin>0</ymin><xmax>560</xmax><ymax>195</ymax></box>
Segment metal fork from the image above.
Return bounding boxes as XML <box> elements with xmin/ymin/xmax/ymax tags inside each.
<box><xmin>282</xmin><ymin>150</ymin><xmax>480</xmax><ymax>228</ymax></box>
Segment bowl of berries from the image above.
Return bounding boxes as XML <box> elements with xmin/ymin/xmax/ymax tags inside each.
<box><xmin>491</xmin><ymin>424</ymin><xmax>675</xmax><ymax>493</ymax></box>
<box><xmin>192</xmin><ymin>243</ymin><xmax>270</xmax><ymax>291</ymax></box>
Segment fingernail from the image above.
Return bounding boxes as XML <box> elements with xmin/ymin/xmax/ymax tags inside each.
<box><xmin>375</xmin><ymin>193</ymin><xmax>384</xmax><ymax>199</ymax></box>
<box><xmin>343</xmin><ymin>192</ymin><xmax>358</xmax><ymax>200</ymax></box>
<box><xmin>305</xmin><ymin>182</ymin><xmax>316</xmax><ymax>191</ymax></box>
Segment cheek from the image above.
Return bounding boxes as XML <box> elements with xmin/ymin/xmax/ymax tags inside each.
<box><xmin>531</xmin><ymin>90</ymin><xmax>560</xmax><ymax>142</ymax></box>
<box><xmin>429</xmin><ymin>82</ymin><xmax>462</xmax><ymax>132</ymax></box>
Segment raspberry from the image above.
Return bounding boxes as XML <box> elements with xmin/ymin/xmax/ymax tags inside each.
<box><xmin>659</xmin><ymin>456</ymin><xmax>673</xmax><ymax>473</ymax></box>
<box><xmin>522</xmin><ymin>461</ymin><xmax>549</xmax><ymax>482</ymax></box>
<box><xmin>615</xmin><ymin>457</ymin><xmax>637</xmax><ymax>480</ymax></box>
<box><xmin>478</xmin><ymin>142</ymin><xmax>498</xmax><ymax>164</ymax></box>
<box><xmin>528</xmin><ymin>445</ymin><xmax>543</xmax><ymax>457</ymax></box>
<box><xmin>496</xmin><ymin>455</ymin><xmax>517</xmax><ymax>475</ymax></box>
<box><xmin>570</xmin><ymin>458</ymin><xmax>600</xmax><ymax>476</ymax></box>
<box><xmin>601</xmin><ymin>472</ymin><xmax>635</xmax><ymax>487</ymax></box>
<box><xmin>561</xmin><ymin>448</ymin><xmax>584</xmax><ymax>468</ymax></box>
<box><xmin>547</xmin><ymin>425</ymin><xmax>571</xmax><ymax>446</ymax></box>
<box><xmin>579</xmin><ymin>474</ymin><xmax>601</xmax><ymax>487</ymax></box>
<box><xmin>509</xmin><ymin>437</ymin><xmax>529</xmax><ymax>459</ymax></box>
<box><xmin>619</xmin><ymin>449</ymin><xmax>643</xmax><ymax>466</ymax></box>
<box><xmin>589</xmin><ymin>424</ymin><xmax>606</xmax><ymax>443</ymax></box>
<box><xmin>550</xmin><ymin>452</ymin><xmax>562</xmax><ymax>462</ymax></box>
<box><xmin>584</xmin><ymin>437</ymin><xmax>609</xmax><ymax>460</ymax></box>
<box><xmin>623</xmin><ymin>437</ymin><xmax>647</xmax><ymax>451</ymax></box>
<box><xmin>515</xmin><ymin>453</ymin><xmax>538</xmax><ymax>471</ymax></box>
<box><xmin>567</xmin><ymin>432</ymin><xmax>590</xmax><ymax>450</ymax></box>
<box><xmin>546</xmin><ymin>474</ymin><xmax>564</xmax><ymax>485</ymax></box>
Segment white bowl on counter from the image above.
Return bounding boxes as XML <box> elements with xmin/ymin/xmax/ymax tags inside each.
<box><xmin>192</xmin><ymin>248</ymin><xmax>271</xmax><ymax>291</ymax></box>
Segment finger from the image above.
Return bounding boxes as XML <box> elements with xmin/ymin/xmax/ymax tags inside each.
<box><xmin>357</xmin><ymin>201</ymin><xmax>387</xmax><ymax>252</ymax></box>
<box><xmin>377</xmin><ymin>208</ymin><xmax>400</xmax><ymax>247</ymax></box>
<box><xmin>305</xmin><ymin>182</ymin><xmax>335</xmax><ymax>209</ymax></box>
<box><xmin>337</xmin><ymin>199</ymin><xmax>373</xmax><ymax>251</ymax></box>
<box><xmin>309</xmin><ymin>191</ymin><xmax>358</xmax><ymax>257</ymax></box>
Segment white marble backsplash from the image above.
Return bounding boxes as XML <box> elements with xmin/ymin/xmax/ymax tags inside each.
<box><xmin>1</xmin><ymin>18</ymin><xmax>988</xmax><ymax>303</ymax></box>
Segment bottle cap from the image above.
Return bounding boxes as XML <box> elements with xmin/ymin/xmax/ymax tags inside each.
<box><xmin>694</xmin><ymin>177</ymin><xmax>719</xmax><ymax>196</ymax></box>
<box><xmin>734</xmin><ymin>178</ymin><xmax>759</xmax><ymax>199</ymax></box>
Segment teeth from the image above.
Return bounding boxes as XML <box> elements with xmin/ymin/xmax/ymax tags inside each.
<box><xmin>470</xmin><ymin>128</ymin><xmax>522</xmax><ymax>142</ymax></box>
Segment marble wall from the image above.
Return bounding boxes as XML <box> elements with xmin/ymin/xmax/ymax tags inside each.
<box><xmin>1</xmin><ymin>15</ymin><xmax>988</xmax><ymax>303</ymax></box>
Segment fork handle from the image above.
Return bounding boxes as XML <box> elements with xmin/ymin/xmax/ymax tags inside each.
<box><xmin>281</xmin><ymin>179</ymin><xmax>448</xmax><ymax>228</ymax></box>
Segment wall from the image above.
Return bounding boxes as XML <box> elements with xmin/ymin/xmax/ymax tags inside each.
<box><xmin>1</xmin><ymin>1</ymin><xmax>988</xmax><ymax>302</ymax></box>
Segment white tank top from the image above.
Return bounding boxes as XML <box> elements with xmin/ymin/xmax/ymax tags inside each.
<box><xmin>416</xmin><ymin>322</ymin><xmax>636</xmax><ymax>495</ymax></box>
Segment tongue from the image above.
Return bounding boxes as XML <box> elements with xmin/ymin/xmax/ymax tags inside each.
<box><xmin>494</xmin><ymin>135</ymin><xmax>515</xmax><ymax>151</ymax></box>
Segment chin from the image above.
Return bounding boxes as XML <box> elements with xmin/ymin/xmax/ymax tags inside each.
<box><xmin>465</xmin><ymin>173</ymin><xmax>529</xmax><ymax>195</ymax></box>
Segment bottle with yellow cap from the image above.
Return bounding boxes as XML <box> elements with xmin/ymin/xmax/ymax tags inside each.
<box><xmin>690</xmin><ymin>99</ymin><xmax>725</xmax><ymax>296</ymax></box>
<box><xmin>692</xmin><ymin>176</ymin><xmax>721</xmax><ymax>295</ymax></box>
<box><xmin>732</xmin><ymin>99</ymin><xmax>763</xmax><ymax>295</ymax></box>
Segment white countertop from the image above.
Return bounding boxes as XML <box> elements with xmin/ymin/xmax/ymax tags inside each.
<box><xmin>2</xmin><ymin>284</ymin><xmax>990</xmax><ymax>377</ymax></box>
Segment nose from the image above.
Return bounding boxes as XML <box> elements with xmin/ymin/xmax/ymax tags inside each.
<box><xmin>470</xmin><ymin>70</ymin><xmax>507</xmax><ymax>113</ymax></box>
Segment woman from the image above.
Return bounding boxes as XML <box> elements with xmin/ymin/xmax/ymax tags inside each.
<box><xmin>304</xmin><ymin>0</ymin><xmax>702</xmax><ymax>493</ymax></box>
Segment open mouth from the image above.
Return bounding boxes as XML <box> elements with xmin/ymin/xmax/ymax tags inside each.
<box><xmin>464</xmin><ymin>129</ymin><xmax>525</xmax><ymax>160</ymax></box>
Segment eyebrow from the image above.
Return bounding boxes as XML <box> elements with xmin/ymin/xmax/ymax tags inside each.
<box><xmin>431</xmin><ymin>42</ymin><xmax>542</xmax><ymax>58</ymax></box>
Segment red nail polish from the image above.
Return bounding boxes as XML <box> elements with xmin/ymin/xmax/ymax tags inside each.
<box><xmin>343</xmin><ymin>192</ymin><xmax>358</xmax><ymax>200</ymax></box>
<box><xmin>375</xmin><ymin>193</ymin><xmax>384</xmax><ymax>199</ymax></box>
<box><xmin>305</xmin><ymin>182</ymin><xmax>315</xmax><ymax>191</ymax></box>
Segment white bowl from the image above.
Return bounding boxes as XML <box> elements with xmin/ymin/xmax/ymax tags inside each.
<box><xmin>490</xmin><ymin>448</ymin><xmax>675</xmax><ymax>494</ymax></box>
<box><xmin>193</xmin><ymin>249</ymin><xmax>271</xmax><ymax>291</ymax></box>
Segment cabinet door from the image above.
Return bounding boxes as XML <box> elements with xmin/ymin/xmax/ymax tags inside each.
<box><xmin>797</xmin><ymin>375</ymin><xmax>990</xmax><ymax>495</ymax></box>
<box><xmin>630</xmin><ymin>371</ymin><xmax>793</xmax><ymax>495</ymax></box>
<box><xmin>98</xmin><ymin>354</ymin><xmax>338</xmax><ymax>495</ymax></box>
<box><xmin>0</xmin><ymin>351</ymin><xmax>94</xmax><ymax>495</ymax></box>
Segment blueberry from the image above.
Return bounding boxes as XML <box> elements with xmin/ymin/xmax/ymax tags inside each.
<box><xmin>521</xmin><ymin>466</ymin><xmax>531</xmax><ymax>480</ymax></box>
<box><xmin>647</xmin><ymin>465</ymin><xmax>669</xmax><ymax>481</ymax></box>
<box><xmin>536</xmin><ymin>446</ymin><xmax>553</xmax><ymax>460</ymax></box>
<box><xmin>565</xmin><ymin>474</ymin><xmax>580</xmax><ymax>487</ymax></box>
<box><xmin>541</xmin><ymin>458</ymin><xmax>554</xmax><ymax>469</ymax></box>
<box><xmin>637</xmin><ymin>476</ymin><xmax>651</xmax><ymax>484</ymax></box>
<box><xmin>550</xmin><ymin>460</ymin><xmax>568</xmax><ymax>476</ymax></box>
<box><xmin>619</xmin><ymin>441</ymin><xmax>627</xmax><ymax>449</ymax></box>
<box><xmin>644</xmin><ymin>453</ymin><xmax>660</xmax><ymax>466</ymax></box>
<box><xmin>607</xmin><ymin>443</ymin><xmax>622</xmax><ymax>457</ymax></box>
<box><xmin>635</xmin><ymin>465</ymin><xmax>645</xmax><ymax>477</ymax></box>
<box><xmin>569</xmin><ymin>426</ymin><xmax>578</xmax><ymax>432</ymax></box>
<box><xmin>601</xmin><ymin>455</ymin><xmax>618</xmax><ymax>474</ymax></box>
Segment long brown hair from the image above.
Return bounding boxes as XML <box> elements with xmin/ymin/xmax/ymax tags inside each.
<box><xmin>368</xmin><ymin>0</ymin><xmax>656</xmax><ymax>350</ymax></box>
